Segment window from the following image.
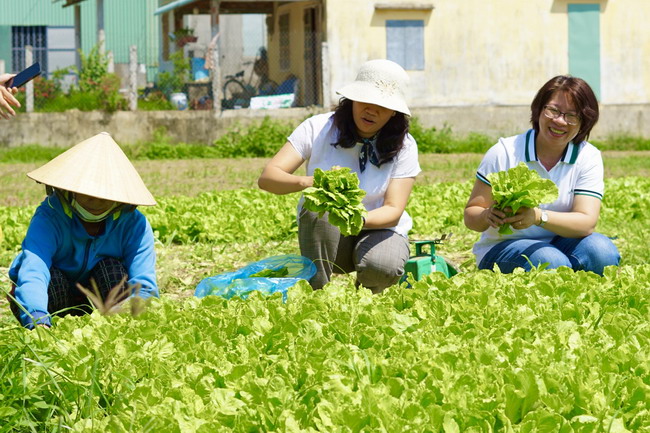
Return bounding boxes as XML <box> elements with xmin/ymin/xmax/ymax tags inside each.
<box><xmin>46</xmin><ymin>27</ymin><xmax>76</xmax><ymax>73</ymax></box>
<box><xmin>279</xmin><ymin>14</ymin><xmax>290</xmax><ymax>70</ymax></box>
<box><xmin>12</xmin><ymin>26</ymin><xmax>76</xmax><ymax>79</ymax></box>
<box><xmin>386</xmin><ymin>20</ymin><xmax>424</xmax><ymax>70</ymax></box>
<box><xmin>12</xmin><ymin>26</ymin><xmax>47</xmax><ymax>73</ymax></box>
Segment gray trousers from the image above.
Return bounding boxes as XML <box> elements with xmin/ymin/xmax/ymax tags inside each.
<box><xmin>298</xmin><ymin>209</ymin><xmax>410</xmax><ymax>293</ymax></box>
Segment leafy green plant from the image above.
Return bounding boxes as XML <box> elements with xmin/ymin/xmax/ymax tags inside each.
<box><xmin>488</xmin><ymin>162</ymin><xmax>558</xmax><ymax>234</ymax></box>
<box><xmin>157</xmin><ymin>50</ymin><xmax>191</xmax><ymax>95</ymax></box>
<box><xmin>74</xmin><ymin>43</ymin><xmax>109</xmax><ymax>94</ymax></box>
<box><xmin>249</xmin><ymin>266</ymin><xmax>289</xmax><ymax>278</ymax></box>
<box><xmin>138</xmin><ymin>89</ymin><xmax>174</xmax><ymax>111</ymax></box>
<box><xmin>24</xmin><ymin>45</ymin><xmax>127</xmax><ymax>112</ymax></box>
<box><xmin>0</xmin><ymin>145</ymin><xmax>65</xmax><ymax>163</ymax></box>
<box><xmin>4</xmin><ymin>177</ymin><xmax>649</xmax><ymax>267</ymax></box>
<box><xmin>96</xmin><ymin>73</ymin><xmax>127</xmax><ymax>112</ymax></box>
<box><xmin>408</xmin><ymin>119</ymin><xmax>493</xmax><ymax>153</ymax></box>
<box><xmin>212</xmin><ymin>116</ymin><xmax>298</xmax><ymax>157</ymax></box>
<box><xmin>50</xmin><ymin>89</ymin><xmax>101</xmax><ymax>111</ymax></box>
<box><xmin>592</xmin><ymin>135</ymin><xmax>650</xmax><ymax>151</ymax></box>
<box><xmin>409</xmin><ymin>118</ymin><xmax>455</xmax><ymax>153</ymax></box>
<box><xmin>303</xmin><ymin>167</ymin><xmax>367</xmax><ymax>236</ymax></box>
<box><xmin>172</xmin><ymin>27</ymin><xmax>197</xmax><ymax>48</ymax></box>
<box><xmin>2</xmin><ymin>264</ymin><xmax>649</xmax><ymax>431</ymax></box>
<box><xmin>33</xmin><ymin>76</ymin><xmax>61</xmax><ymax>104</ymax></box>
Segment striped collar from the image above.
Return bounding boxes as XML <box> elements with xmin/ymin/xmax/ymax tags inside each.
<box><xmin>524</xmin><ymin>129</ymin><xmax>580</xmax><ymax>165</ymax></box>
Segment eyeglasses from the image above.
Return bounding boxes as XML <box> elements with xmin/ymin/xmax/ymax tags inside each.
<box><xmin>543</xmin><ymin>105</ymin><xmax>581</xmax><ymax>126</ymax></box>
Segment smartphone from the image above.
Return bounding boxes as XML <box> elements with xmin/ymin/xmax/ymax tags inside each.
<box><xmin>5</xmin><ymin>62</ymin><xmax>41</xmax><ymax>88</ymax></box>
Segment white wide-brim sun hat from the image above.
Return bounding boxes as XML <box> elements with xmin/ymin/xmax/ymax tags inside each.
<box><xmin>336</xmin><ymin>59</ymin><xmax>411</xmax><ymax>116</ymax></box>
<box><xmin>27</xmin><ymin>132</ymin><xmax>156</xmax><ymax>206</ymax></box>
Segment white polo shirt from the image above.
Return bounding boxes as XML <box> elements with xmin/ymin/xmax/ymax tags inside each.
<box><xmin>288</xmin><ymin>112</ymin><xmax>421</xmax><ymax>237</ymax></box>
<box><xmin>472</xmin><ymin>129</ymin><xmax>604</xmax><ymax>264</ymax></box>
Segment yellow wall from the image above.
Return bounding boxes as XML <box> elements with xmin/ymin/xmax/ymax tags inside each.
<box><xmin>267</xmin><ymin>1</ymin><xmax>322</xmax><ymax>105</ymax></box>
<box><xmin>324</xmin><ymin>0</ymin><xmax>650</xmax><ymax>108</ymax></box>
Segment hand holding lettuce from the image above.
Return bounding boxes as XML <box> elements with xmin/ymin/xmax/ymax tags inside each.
<box><xmin>303</xmin><ymin>167</ymin><xmax>367</xmax><ymax>236</ymax></box>
<box><xmin>488</xmin><ymin>162</ymin><xmax>558</xmax><ymax>235</ymax></box>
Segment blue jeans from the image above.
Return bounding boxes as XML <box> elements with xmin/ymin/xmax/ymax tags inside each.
<box><xmin>478</xmin><ymin>233</ymin><xmax>620</xmax><ymax>276</ymax></box>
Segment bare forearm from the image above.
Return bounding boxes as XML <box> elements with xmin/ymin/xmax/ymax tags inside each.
<box><xmin>365</xmin><ymin>205</ymin><xmax>404</xmax><ymax>229</ymax></box>
<box><xmin>537</xmin><ymin>210</ymin><xmax>595</xmax><ymax>238</ymax></box>
<box><xmin>464</xmin><ymin>206</ymin><xmax>492</xmax><ymax>232</ymax></box>
<box><xmin>258</xmin><ymin>166</ymin><xmax>311</xmax><ymax>195</ymax></box>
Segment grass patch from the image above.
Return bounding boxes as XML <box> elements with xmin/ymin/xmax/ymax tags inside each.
<box><xmin>591</xmin><ymin>135</ymin><xmax>650</xmax><ymax>151</ymax></box>
<box><xmin>0</xmin><ymin>145</ymin><xmax>66</xmax><ymax>163</ymax></box>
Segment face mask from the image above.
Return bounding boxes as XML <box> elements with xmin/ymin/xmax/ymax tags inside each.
<box><xmin>71</xmin><ymin>198</ymin><xmax>118</xmax><ymax>222</ymax></box>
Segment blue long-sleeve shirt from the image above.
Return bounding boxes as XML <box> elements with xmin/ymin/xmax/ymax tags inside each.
<box><xmin>9</xmin><ymin>194</ymin><xmax>158</xmax><ymax>328</ymax></box>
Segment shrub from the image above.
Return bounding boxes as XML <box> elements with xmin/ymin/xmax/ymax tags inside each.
<box><xmin>409</xmin><ymin>118</ymin><xmax>455</xmax><ymax>153</ymax></box>
<box><xmin>409</xmin><ymin>118</ymin><xmax>493</xmax><ymax>153</ymax></box>
<box><xmin>138</xmin><ymin>89</ymin><xmax>175</xmax><ymax>111</ymax></box>
<box><xmin>75</xmin><ymin>44</ymin><xmax>109</xmax><ymax>94</ymax></box>
<box><xmin>157</xmin><ymin>50</ymin><xmax>191</xmax><ymax>96</ymax></box>
<box><xmin>96</xmin><ymin>74</ymin><xmax>127</xmax><ymax>112</ymax></box>
<box><xmin>212</xmin><ymin>116</ymin><xmax>297</xmax><ymax>157</ymax></box>
<box><xmin>592</xmin><ymin>135</ymin><xmax>650</xmax><ymax>151</ymax></box>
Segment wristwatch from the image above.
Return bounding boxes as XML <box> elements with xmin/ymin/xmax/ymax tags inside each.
<box><xmin>537</xmin><ymin>209</ymin><xmax>548</xmax><ymax>227</ymax></box>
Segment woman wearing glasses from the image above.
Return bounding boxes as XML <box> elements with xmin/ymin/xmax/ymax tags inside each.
<box><xmin>464</xmin><ymin>75</ymin><xmax>619</xmax><ymax>275</ymax></box>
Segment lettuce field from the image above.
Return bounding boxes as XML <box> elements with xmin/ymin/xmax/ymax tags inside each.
<box><xmin>1</xmin><ymin>152</ymin><xmax>649</xmax><ymax>432</ymax></box>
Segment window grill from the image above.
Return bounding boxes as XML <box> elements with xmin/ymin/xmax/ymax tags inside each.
<box><xmin>11</xmin><ymin>26</ymin><xmax>48</xmax><ymax>74</ymax></box>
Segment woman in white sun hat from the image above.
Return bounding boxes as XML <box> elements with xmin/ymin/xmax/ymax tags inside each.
<box><xmin>8</xmin><ymin>132</ymin><xmax>158</xmax><ymax>329</ymax></box>
<box><xmin>259</xmin><ymin>59</ymin><xmax>420</xmax><ymax>293</ymax></box>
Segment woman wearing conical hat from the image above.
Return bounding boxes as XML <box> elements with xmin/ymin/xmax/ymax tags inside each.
<box><xmin>258</xmin><ymin>59</ymin><xmax>421</xmax><ymax>293</ymax></box>
<box><xmin>8</xmin><ymin>132</ymin><xmax>158</xmax><ymax>329</ymax></box>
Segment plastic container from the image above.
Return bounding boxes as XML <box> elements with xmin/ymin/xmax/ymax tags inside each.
<box><xmin>170</xmin><ymin>92</ymin><xmax>188</xmax><ymax>110</ymax></box>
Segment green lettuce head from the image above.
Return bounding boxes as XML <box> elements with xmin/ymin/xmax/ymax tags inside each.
<box><xmin>488</xmin><ymin>162</ymin><xmax>558</xmax><ymax>235</ymax></box>
<box><xmin>303</xmin><ymin>167</ymin><xmax>367</xmax><ymax>236</ymax></box>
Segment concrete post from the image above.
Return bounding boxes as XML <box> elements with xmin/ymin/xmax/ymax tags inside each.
<box><xmin>74</xmin><ymin>5</ymin><xmax>82</xmax><ymax>72</ymax></box>
<box><xmin>25</xmin><ymin>46</ymin><xmax>34</xmax><ymax>113</ymax></box>
<box><xmin>97</xmin><ymin>0</ymin><xmax>105</xmax><ymax>55</ymax></box>
<box><xmin>321</xmin><ymin>42</ymin><xmax>331</xmax><ymax>109</ymax></box>
<box><xmin>212</xmin><ymin>40</ymin><xmax>221</xmax><ymax>115</ymax></box>
<box><xmin>129</xmin><ymin>45</ymin><xmax>138</xmax><ymax>111</ymax></box>
<box><xmin>107</xmin><ymin>51</ymin><xmax>114</xmax><ymax>74</ymax></box>
<box><xmin>210</xmin><ymin>0</ymin><xmax>222</xmax><ymax>115</ymax></box>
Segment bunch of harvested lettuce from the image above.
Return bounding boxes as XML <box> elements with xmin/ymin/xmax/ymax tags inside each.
<box><xmin>488</xmin><ymin>162</ymin><xmax>558</xmax><ymax>235</ymax></box>
<box><xmin>303</xmin><ymin>167</ymin><xmax>367</xmax><ymax>236</ymax></box>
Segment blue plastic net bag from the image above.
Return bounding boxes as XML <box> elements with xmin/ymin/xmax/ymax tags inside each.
<box><xmin>194</xmin><ymin>254</ymin><xmax>316</xmax><ymax>301</ymax></box>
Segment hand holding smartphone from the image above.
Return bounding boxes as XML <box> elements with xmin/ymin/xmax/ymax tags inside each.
<box><xmin>5</xmin><ymin>62</ymin><xmax>41</xmax><ymax>88</ymax></box>
<box><xmin>0</xmin><ymin>81</ymin><xmax>21</xmax><ymax>119</ymax></box>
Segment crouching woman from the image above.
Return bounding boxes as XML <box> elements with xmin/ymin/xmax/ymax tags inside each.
<box><xmin>8</xmin><ymin>132</ymin><xmax>158</xmax><ymax>329</ymax></box>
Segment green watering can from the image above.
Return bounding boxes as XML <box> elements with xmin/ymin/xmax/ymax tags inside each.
<box><xmin>401</xmin><ymin>234</ymin><xmax>458</xmax><ymax>283</ymax></box>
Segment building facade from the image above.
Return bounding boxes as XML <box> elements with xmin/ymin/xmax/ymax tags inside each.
<box><xmin>0</xmin><ymin>0</ymin><xmax>161</xmax><ymax>84</ymax></box>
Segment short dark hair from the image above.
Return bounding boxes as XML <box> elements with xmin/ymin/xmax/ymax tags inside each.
<box><xmin>331</xmin><ymin>98</ymin><xmax>409</xmax><ymax>166</ymax></box>
<box><xmin>530</xmin><ymin>75</ymin><xmax>599</xmax><ymax>145</ymax></box>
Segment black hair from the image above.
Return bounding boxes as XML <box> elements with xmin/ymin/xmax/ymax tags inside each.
<box><xmin>530</xmin><ymin>75</ymin><xmax>599</xmax><ymax>145</ymax></box>
<box><xmin>331</xmin><ymin>98</ymin><xmax>409</xmax><ymax>166</ymax></box>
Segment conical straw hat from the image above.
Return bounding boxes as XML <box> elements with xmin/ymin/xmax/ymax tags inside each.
<box><xmin>27</xmin><ymin>132</ymin><xmax>156</xmax><ymax>206</ymax></box>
